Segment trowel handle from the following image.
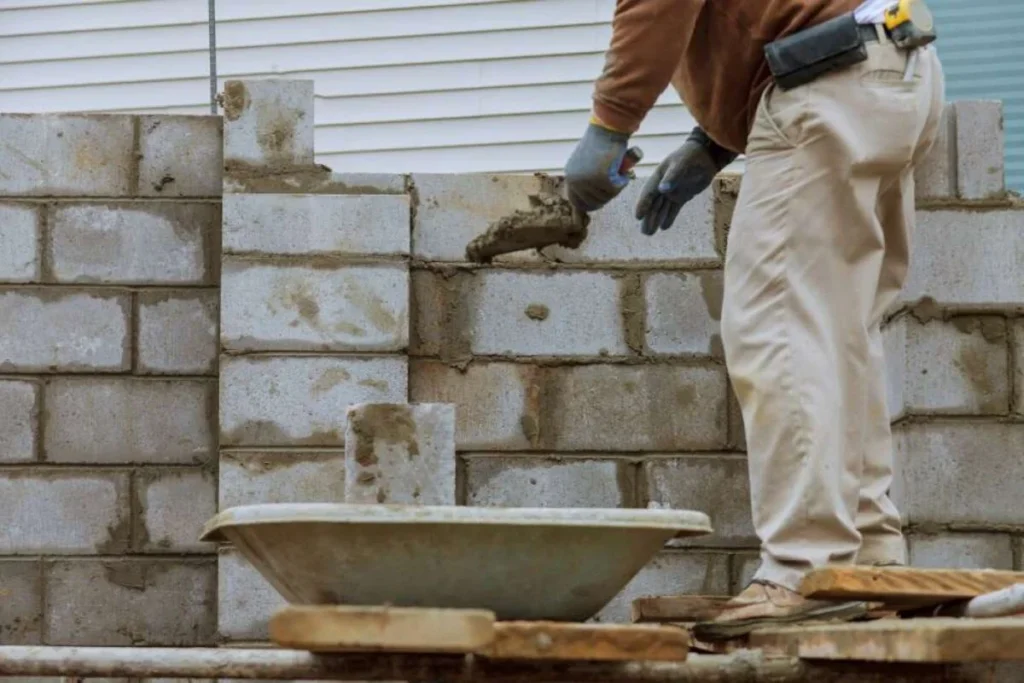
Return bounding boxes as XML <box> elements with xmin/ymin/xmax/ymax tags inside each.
<box><xmin>620</xmin><ymin>147</ymin><xmax>643</xmax><ymax>178</ymax></box>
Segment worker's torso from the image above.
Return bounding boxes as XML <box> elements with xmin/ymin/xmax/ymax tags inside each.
<box><xmin>673</xmin><ymin>0</ymin><xmax>863</xmax><ymax>153</ymax></box>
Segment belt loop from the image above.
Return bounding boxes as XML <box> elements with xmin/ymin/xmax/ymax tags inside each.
<box><xmin>873</xmin><ymin>23</ymin><xmax>888</xmax><ymax>43</ymax></box>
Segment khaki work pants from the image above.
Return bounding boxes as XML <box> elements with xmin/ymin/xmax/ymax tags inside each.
<box><xmin>721</xmin><ymin>36</ymin><xmax>945</xmax><ymax>591</ymax></box>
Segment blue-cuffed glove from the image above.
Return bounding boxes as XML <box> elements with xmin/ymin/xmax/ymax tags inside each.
<box><xmin>564</xmin><ymin>122</ymin><xmax>632</xmax><ymax>213</ymax></box>
<box><xmin>635</xmin><ymin>127</ymin><xmax>737</xmax><ymax>235</ymax></box>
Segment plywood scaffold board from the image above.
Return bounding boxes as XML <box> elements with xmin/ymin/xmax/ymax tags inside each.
<box><xmin>799</xmin><ymin>566</ymin><xmax>1024</xmax><ymax>605</ymax></box>
<box><xmin>750</xmin><ymin>617</ymin><xmax>1024</xmax><ymax>663</ymax></box>
<box><xmin>483</xmin><ymin>621</ymin><xmax>689</xmax><ymax>662</ymax></box>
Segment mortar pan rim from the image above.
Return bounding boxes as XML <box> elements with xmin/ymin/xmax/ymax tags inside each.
<box><xmin>200</xmin><ymin>503</ymin><xmax>712</xmax><ymax>543</ymax></box>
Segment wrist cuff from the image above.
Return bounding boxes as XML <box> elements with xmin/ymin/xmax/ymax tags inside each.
<box><xmin>686</xmin><ymin>127</ymin><xmax>739</xmax><ymax>170</ymax></box>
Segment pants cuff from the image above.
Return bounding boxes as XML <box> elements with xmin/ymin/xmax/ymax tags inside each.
<box><xmin>751</xmin><ymin>556</ymin><xmax>809</xmax><ymax>593</ymax></box>
<box><xmin>855</xmin><ymin>535</ymin><xmax>908</xmax><ymax>566</ymax></box>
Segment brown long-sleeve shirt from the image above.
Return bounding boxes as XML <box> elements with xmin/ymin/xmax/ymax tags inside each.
<box><xmin>592</xmin><ymin>0</ymin><xmax>862</xmax><ymax>154</ymax></box>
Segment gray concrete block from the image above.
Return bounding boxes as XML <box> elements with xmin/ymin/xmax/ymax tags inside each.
<box><xmin>220</xmin><ymin>260</ymin><xmax>408</xmax><ymax>353</ymax></box>
<box><xmin>1015</xmin><ymin>320</ymin><xmax>1024</xmax><ymax>417</ymax></box>
<box><xmin>222</xmin><ymin>194</ymin><xmax>410</xmax><ymax>256</ymax></box>
<box><xmin>138</xmin><ymin>290</ymin><xmax>219</xmax><ymax>375</ymax></box>
<box><xmin>0</xmin><ymin>289</ymin><xmax>129</xmax><ymax>372</ymax></box>
<box><xmin>138</xmin><ymin>115</ymin><xmax>222</xmax><ymax>198</ymax></box>
<box><xmin>218</xmin><ymin>548</ymin><xmax>284</xmax><ymax>641</ymax></box>
<box><xmin>464</xmin><ymin>456</ymin><xmax>634</xmax><ymax>508</ymax></box>
<box><xmin>731</xmin><ymin>553</ymin><xmax>760</xmax><ymax>592</ymax></box>
<box><xmin>954</xmin><ymin>100</ymin><xmax>1005</xmax><ymax>199</ymax></box>
<box><xmin>45</xmin><ymin>559</ymin><xmax>216</xmax><ymax>645</ymax></box>
<box><xmin>137</xmin><ymin>468</ymin><xmax>216</xmax><ymax>553</ymax></box>
<box><xmin>902</xmin><ymin>210</ymin><xmax>1024</xmax><ymax>307</ymax></box>
<box><xmin>411</xmin><ymin>173</ymin><xmax>717</xmax><ymax>265</ymax></box>
<box><xmin>220</xmin><ymin>355</ymin><xmax>407</xmax><ymax>447</ymax></box>
<box><xmin>0</xmin><ymin>380</ymin><xmax>39</xmax><ymax>462</ymax></box>
<box><xmin>345</xmin><ymin>403</ymin><xmax>455</xmax><ymax>505</ymax></box>
<box><xmin>593</xmin><ymin>551</ymin><xmax>731</xmax><ymax>623</ymax></box>
<box><xmin>903</xmin><ymin>316</ymin><xmax>1008</xmax><ymax>414</ymax></box>
<box><xmin>0</xmin><ymin>559</ymin><xmax>43</xmax><ymax>644</ymax></box>
<box><xmin>908</xmin><ymin>533</ymin><xmax>1014</xmax><ymax>570</ymax></box>
<box><xmin>409</xmin><ymin>361</ymin><xmax>728</xmax><ymax>452</ymax></box>
<box><xmin>50</xmin><ymin>202</ymin><xmax>216</xmax><ymax>285</ymax></box>
<box><xmin>642</xmin><ymin>456</ymin><xmax>754</xmax><ymax>547</ymax></box>
<box><xmin>914</xmin><ymin>104</ymin><xmax>956</xmax><ymax>200</ymax></box>
<box><xmin>0</xmin><ymin>470</ymin><xmax>130</xmax><ymax>554</ymax></box>
<box><xmin>223</xmin><ymin>170</ymin><xmax>407</xmax><ymax>195</ymax></box>
<box><xmin>222</xmin><ymin>80</ymin><xmax>314</xmax><ymax>171</ymax></box>
<box><xmin>644</xmin><ymin>271</ymin><xmax>722</xmax><ymax>357</ymax></box>
<box><xmin>0</xmin><ymin>203</ymin><xmax>40</xmax><ymax>282</ymax></box>
<box><xmin>219</xmin><ymin>450</ymin><xmax>346</xmax><ymax>509</ymax></box>
<box><xmin>883</xmin><ymin>315</ymin><xmax>907</xmax><ymax>422</ymax></box>
<box><xmin>0</xmin><ymin>114</ymin><xmax>135</xmax><ymax>197</ymax></box>
<box><xmin>44</xmin><ymin>378</ymin><xmax>215</xmax><ymax>464</ymax></box>
<box><xmin>896</xmin><ymin>422</ymin><xmax>1024</xmax><ymax>526</ymax></box>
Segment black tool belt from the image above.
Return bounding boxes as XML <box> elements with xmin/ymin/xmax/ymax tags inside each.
<box><xmin>764</xmin><ymin>13</ymin><xmax>887</xmax><ymax>91</ymax></box>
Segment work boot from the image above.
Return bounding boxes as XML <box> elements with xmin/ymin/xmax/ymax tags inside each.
<box><xmin>692</xmin><ymin>579</ymin><xmax>869</xmax><ymax>641</ymax></box>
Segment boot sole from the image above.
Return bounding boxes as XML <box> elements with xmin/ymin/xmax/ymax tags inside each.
<box><xmin>692</xmin><ymin>601</ymin><xmax>869</xmax><ymax>641</ymax></box>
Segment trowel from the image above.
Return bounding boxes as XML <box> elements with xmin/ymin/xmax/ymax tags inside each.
<box><xmin>464</xmin><ymin>147</ymin><xmax>643</xmax><ymax>263</ymax></box>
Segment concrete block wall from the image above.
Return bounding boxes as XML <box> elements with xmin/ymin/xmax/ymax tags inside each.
<box><xmin>0</xmin><ymin>112</ymin><xmax>221</xmax><ymax>646</ymax></box>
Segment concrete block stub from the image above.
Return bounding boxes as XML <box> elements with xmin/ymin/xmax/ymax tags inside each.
<box><xmin>221</xmin><ymin>79</ymin><xmax>315</xmax><ymax>173</ymax></box>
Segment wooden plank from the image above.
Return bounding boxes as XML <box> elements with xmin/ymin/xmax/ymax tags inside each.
<box><xmin>481</xmin><ymin>622</ymin><xmax>689</xmax><ymax>662</ymax></box>
<box><xmin>631</xmin><ymin>595</ymin><xmax>731</xmax><ymax>623</ymax></box>
<box><xmin>268</xmin><ymin>605</ymin><xmax>496</xmax><ymax>653</ymax></box>
<box><xmin>750</xmin><ymin>617</ymin><xmax>1024</xmax><ymax>663</ymax></box>
<box><xmin>799</xmin><ymin>566</ymin><xmax>1024</xmax><ymax>604</ymax></box>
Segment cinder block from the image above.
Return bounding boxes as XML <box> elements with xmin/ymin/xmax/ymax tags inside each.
<box><xmin>0</xmin><ymin>113</ymin><xmax>135</xmax><ymax>197</ymax></box>
<box><xmin>0</xmin><ymin>380</ymin><xmax>39</xmax><ymax>462</ymax></box>
<box><xmin>409</xmin><ymin>361</ymin><xmax>728</xmax><ymax>452</ymax></box>
<box><xmin>138</xmin><ymin>290</ymin><xmax>218</xmax><ymax>375</ymax></box>
<box><xmin>218</xmin><ymin>548</ymin><xmax>284</xmax><ymax>641</ymax></box>
<box><xmin>45</xmin><ymin>559</ymin><xmax>216</xmax><ymax>645</ymax></box>
<box><xmin>914</xmin><ymin>103</ymin><xmax>956</xmax><ymax>201</ymax></box>
<box><xmin>464</xmin><ymin>456</ymin><xmax>634</xmax><ymax>508</ymax></box>
<box><xmin>0</xmin><ymin>559</ymin><xmax>43</xmax><ymax>644</ymax></box>
<box><xmin>0</xmin><ymin>289</ymin><xmax>129</xmax><ymax>372</ymax></box>
<box><xmin>220</xmin><ymin>356</ymin><xmax>407</xmax><ymax>447</ymax></box>
<box><xmin>1015</xmin><ymin>320</ymin><xmax>1024</xmax><ymax>417</ymax></box>
<box><xmin>136</xmin><ymin>468</ymin><xmax>216</xmax><ymax>553</ymax></box>
<box><xmin>908</xmin><ymin>533</ymin><xmax>1014</xmax><ymax>570</ymax></box>
<box><xmin>642</xmin><ymin>456</ymin><xmax>754</xmax><ymax>547</ymax></box>
<box><xmin>896</xmin><ymin>422</ymin><xmax>1024</xmax><ymax>526</ymax></box>
<box><xmin>883</xmin><ymin>315</ymin><xmax>907</xmax><ymax>422</ymax></box>
<box><xmin>49</xmin><ymin>203</ymin><xmax>216</xmax><ymax>285</ymax></box>
<box><xmin>219</xmin><ymin>450</ymin><xmax>346</xmax><ymax>509</ymax></box>
<box><xmin>138</xmin><ymin>115</ymin><xmax>223</xmax><ymax>198</ymax></box>
<box><xmin>224</xmin><ymin>170</ymin><xmax>407</xmax><ymax>195</ymax></box>
<box><xmin>220</xmin><ymin>260</ymin><xmax>409</xmax><ymax>353</ymax></box>
<box><xmin>0</xmin><ymin>470</ymin><xmax>130</xmax><ymax>554</ymax></box>
<box><xmin>222</xmin><ymin>194</ymin><xmax>410</xmax><ymax>256</ymax></box>
<box><xmin>430</xmin><ymin>270</ymin><xmax>630</xmax><ymax>356</ymax></box>
<box><xmin>644</xmin><ymin>271</ymin><xmax>722</xmax><ymax>357</ymax></box>
<box><xmin>593</xmin><ymin>552</ymin><xmax>731</xmax><ymax>623</ymax></box>
<box><xmin>222</xmin><ymin>80</ymin><xmax>314</xmax><ymax>171</ymax></box>
<box><xmin>954</xmin><ymin>101</ymin><xmax>1005</xmax><ymax>200</ymax></box>
<box><xmin>345</xmin><ymin>403</ymin><xmax>456</xmax><ymax>505</ymax></box>
<box><xmin>0</xmin><ymin>203</ymin><xmax>40</xmax><ymax>282</ymax></box>
<box><xmin>411</xmin><ymin>173</ymin><xmax>717</xmax><ymax>265</ymax></box>
<box><xmin>44</xmin><ymin>378</ymin><xmax>215</xmax><ymax>464</ymax></box>
<box><xmin>903</xmin><ymin>316</ymin><xmax>1008</xmax><ymax>414</ymax></box>
<box><xmin>544</xmin><ymin>182</ymin><xmax>718</xmax><ymax>266</ymax></box>
<box><xmin>902</xmin><ymin>210</ymin><xmax>1024</xmax><ymax>307</ymax></box>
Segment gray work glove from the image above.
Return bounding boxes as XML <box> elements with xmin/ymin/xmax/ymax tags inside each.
<box><xmin>564</xmin><ymin>123</ymin><xmax>632</xmax><ymax>213</ymax></box>
<box><xmin>635</xmin><ymin>127</ymin><xmax>737</xmax><ymax>235</ymax></box>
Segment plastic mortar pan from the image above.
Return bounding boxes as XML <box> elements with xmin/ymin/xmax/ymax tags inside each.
<box><xmin>202</xmin><ymin>503</ymin><xmax>712</xmax><ymax>622</ymax></box>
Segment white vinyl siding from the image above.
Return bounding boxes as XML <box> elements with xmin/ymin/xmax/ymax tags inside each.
<box><xmin>0</xmin><ymin>0</ymin><xmax>696</xmax><ymax>174</ymax></box>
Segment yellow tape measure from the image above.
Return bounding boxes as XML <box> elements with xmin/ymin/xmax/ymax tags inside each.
<box><xmin>883</xmin><ymin>0</ymin><xmax>937</xmax><ymax>49</ymax></box>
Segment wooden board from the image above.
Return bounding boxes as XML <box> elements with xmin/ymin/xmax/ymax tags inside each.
<box><xmin>799</xmin><ymin>566</ymin><xmax>1024</xmax><ymax>604</ymax></box>
<box><xmin>269</xmin><ymin>605</ymin><xmax>496</xmax><ymax>653</ymax></box>
<box><xmin>630</xmin><ymin>595</ymin><xmax>731</xmax><ymax>623</ymax></box>
<box><xmin>480</xmin><ymin>622</ymin><xmax>689</xmax><ymax>662</ymax></box>
<box><xmin>750</xmin><ymin>617</ymin><xmax>1024</xmax><ymax>663</ymax></box>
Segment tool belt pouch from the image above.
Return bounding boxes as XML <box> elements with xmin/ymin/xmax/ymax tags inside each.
<box><xmin>764</xmin><ymin>12</ymin><xmax>868</xmax><ymax>90</ymax></box>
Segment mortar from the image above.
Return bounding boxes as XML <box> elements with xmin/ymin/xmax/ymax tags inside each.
<box><xmin>202</xmin><ymin>503</ymin><xmax>711</xmax><ymax>621</ymax></box>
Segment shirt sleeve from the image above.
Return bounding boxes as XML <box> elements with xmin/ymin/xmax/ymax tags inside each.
<box><xmin>592</xmin><ymin>0</ymin><xmax>695</xmax><ymax>134</ymax></box>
